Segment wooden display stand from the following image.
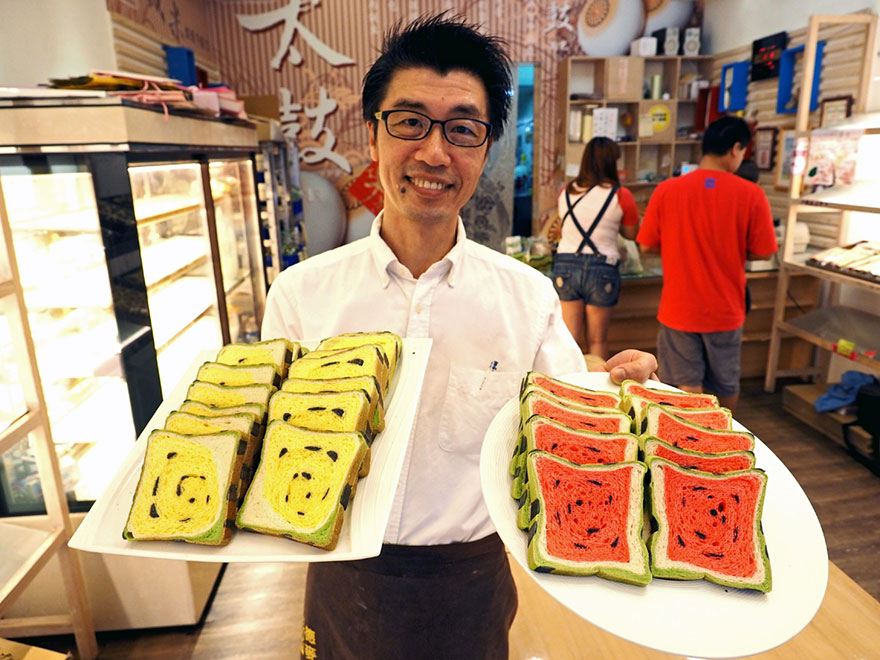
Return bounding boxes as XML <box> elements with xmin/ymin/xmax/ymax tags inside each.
<box><xmin>765</xmin><ymin>13</ymin><xmax>880</xmax><ymax>392</ymax></box>
<box><xmin>0</xmin><ymin>188</ymin><xmax>97</xmax><ymax>658</ymax></box>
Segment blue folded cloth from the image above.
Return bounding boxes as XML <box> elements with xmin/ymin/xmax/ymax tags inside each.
<box><xmin>814</xmin><ymin>371</ymin><xmax>877</xmax><ymax>413</ymax></box>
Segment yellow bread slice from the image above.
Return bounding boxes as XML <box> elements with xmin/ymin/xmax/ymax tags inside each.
<box><xmin>316</xmin><ymin>331</ymin><xmax>402</xmax><ymax>380</ymax></box>
<box><xmin>196</xmin><ymin>361</ymin><xmax>280</xmax><ymax>388</ymax></box>
<box><xmin>178</xmin><ymin>399</ymin><xmax>266</xmax><ymax>424</ymax></box>
<box><xmin>123</xmin><ymin>430</ymin><xmax>247</xmax><ymax>545</ymax></box>
<box><xmin>216</xmin><ymin>338</ymin><xmax>297</xmax><ymax>378</ymax></box>
<box><xmin>186</xmin><ymin>382</ymin><xmax>273</xmax><ymax>410</ymax></box>
<box><xmin>281</xmin><ymin>375</ymin><xmax>385</xmax><ymax>433</ymax></box>
<box><xmin>289</xmin><ymin>344</ymin><xmax>391</xmax><ymax>395</ymax></box>
<box><xmin>164</xmin><ymin>411</ymin><xmax>263</xmax><ymax>498</ymax></box>
<box><xmin>268</xmin><ymin>390</ymin><xmax>373</xmax><ymax>476</ymax></box>
<box><xmin>235</xmin><ymin>421</ymin><xmax>367</xmax><ymax>550</ymax></box>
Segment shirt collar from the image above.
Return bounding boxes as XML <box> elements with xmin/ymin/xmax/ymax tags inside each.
<box><xmin>368</xmin><ymin>212</ymin><xmax>467</xmax><ymax>288</ymax></box>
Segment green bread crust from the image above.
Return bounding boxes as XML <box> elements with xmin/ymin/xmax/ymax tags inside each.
<box><xmin>123</xmin><ymin>430</ymin><xmax>245</xmax><ymax>546</ymax></box>
<box><xmin>525</xmin><ymin>452</ymin><xmax>651</xmax><ymax>586</ymax></box>
<box><xmin>647</xmin><ymin>457</ymin><xmax>772</xmax><ymax>593</ymax></box>
<box><xmin>511</xmin><ymin>414</ymin><xmax>639</xmax><ymax>500</ymax></box>
<box><xmin>632</xmin><ymin>400</ymin><xmax>732</xmax><ymax>434</ymax></box>
<box><xmin>640</xmin><ymin>408</ymin><xmax>755</xmax><ymax>453</ymax></box>
<box><xmin>509</xmin><ymin>392</ymin><xmax>630</xmax><ymax>480</ymax></box>
<box><xmin>643</xmin><ymin>437</ymin><xmax>756</xmax><ymax>472</ymax></box>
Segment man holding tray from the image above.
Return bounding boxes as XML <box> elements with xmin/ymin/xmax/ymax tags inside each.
<box><xmin>261</xmin><ymin>14</ymin><xmax>657</xmax><ymax>659</ymax></box>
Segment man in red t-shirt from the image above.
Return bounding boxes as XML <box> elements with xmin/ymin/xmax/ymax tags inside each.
<box><xmin>636</xmin><ymin>116</ymin><xmax>777</xmax><ymax>412</ymax></box>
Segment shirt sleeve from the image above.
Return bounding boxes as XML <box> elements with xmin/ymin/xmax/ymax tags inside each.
<box><xmin>533</xmin><ymin>280</ymin><xmax>587</xmax><ymax>376</ymax></box>
<box><xmin>746</xmin><ymin>186</ymin><xmax>778</xmax><ymax>256</ymax></box>
<box><xmin>636</xmin><ymin>185</ymin><xmax>662</xmax><ymax>248</ymax></box>
<box><xmin>617</xmin><ymin>187</ymin><xmax>640</xmax><ymax>227</ymax></box>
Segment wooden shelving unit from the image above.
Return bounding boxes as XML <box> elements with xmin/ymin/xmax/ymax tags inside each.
<box><xmin>0</xmin><ymin>182</ymin><xmax>97</xmax><ymax>658</ymax></box>
<box><xmin>765</xmin><ymin>13</ymin><xmax>880</xmax><ymax>392</ymax></box>
<box><xmin>557</xmin><ymin>54</ymin><xmax>713</xmax><ymax>187</ymax></box>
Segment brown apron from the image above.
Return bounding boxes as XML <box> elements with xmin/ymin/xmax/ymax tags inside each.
<box><xmin>300</xmin><ymin>534</ymin><xmax>517</xmax><ymax>660</ymax></box>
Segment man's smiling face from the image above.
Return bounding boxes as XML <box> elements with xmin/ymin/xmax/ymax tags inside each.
<box><xmin>368</xmin><ymin>66</ymin><xmax>491</xmax><ymax>230</ymax></box>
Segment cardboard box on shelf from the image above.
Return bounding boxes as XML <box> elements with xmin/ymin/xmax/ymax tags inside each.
<box><xmin>0</xmin><ymin>638</ymin><xmax>69</xmax><ymax>659</ymax></box>
<box><xmin>605</xmin><ymin>57</ymin><xmax>644</xmax><ymax>101</ymax></box>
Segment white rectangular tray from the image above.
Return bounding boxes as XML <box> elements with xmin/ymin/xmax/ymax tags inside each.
<box><xmin>69</xmin><ymin>338</ymin><xmax>432</xmax><ymax>562</ymax></box>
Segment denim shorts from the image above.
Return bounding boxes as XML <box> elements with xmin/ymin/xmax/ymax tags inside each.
<box><xmin>551</xmin><ymin>253</ymin><xmax>621</xmax><ymax>307</ymax></box>
<box><xmin>657</xmin><ymin>323</ymin><xmax>744</xmax><ymax>397</ymax></box>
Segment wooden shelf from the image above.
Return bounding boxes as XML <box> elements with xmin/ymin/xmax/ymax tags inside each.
<box><xmin>784</xmin><ymin>259</ymin><xmax>880</xmax><ymax>295</ymax></box>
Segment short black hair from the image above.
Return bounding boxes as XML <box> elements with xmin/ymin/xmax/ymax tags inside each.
<box><xmin>702</xmin><ymin>116</ymin><xmax>752</xmax><ymax>156</ymax></box>
<box><xmin>362</xmin><ymin>13</ymin><xmax>513</xmax><ymax>141</ymax></box>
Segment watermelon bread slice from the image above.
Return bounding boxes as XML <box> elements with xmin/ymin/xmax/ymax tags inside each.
<box><xmin>642</xmin><ymin>407</ymin><xmax>755</xmax><ymax>453</ymax></box>
<box><xmin>618</xmin><ymin>380</ymin><xmax>719</xmax><ymax>416</ymax></box>
<box><xmin>647</xmin><ymin>457</ymin><xmax>772</xmax><ymax>592</ymax></box>
<box><xmin>643</xmin><ymin>437</ymin><xmax>755</xmax><ymax>474</ymax></box>
<box><xmin>631</xmin><ymin>399</ymin><xmax>732</xmax><ymax>434</ymax></box>
<box><xmin>509</xmin><ymin>391</ymin><xmax>631</xmax><ymax>477</ymax></box>
<box><xmin>513</xmin><ymin>414</ymin><xmax>639</xmax><ymax>528</ymax></box>
<box><xmin>525</xmin><ymin>451</ymin><xmax>651</xmax><ymax>586</ymax></box>
<box><xmin>522</xmin><ymin>371</ymin><xmax>622</xmax><ymax>409</ymax></box>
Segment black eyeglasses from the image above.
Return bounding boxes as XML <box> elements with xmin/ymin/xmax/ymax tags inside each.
<box><xmin>374</xmin><ymin>110</ymin><xmax>491</xmax><ymax>148</ymax></box>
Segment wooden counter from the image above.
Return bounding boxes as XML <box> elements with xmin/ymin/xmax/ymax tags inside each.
<box><xmin>609</xmin><ymin>271</ymin><xmax>820</xmax><ymax>378</ymax></box>
<box><xmin>509</xmin><ymin>559</ymin><xmax>880</xmax><ymax>659</ymax></box>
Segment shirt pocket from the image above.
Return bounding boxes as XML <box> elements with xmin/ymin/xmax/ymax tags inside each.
<box><xmin>437</xmin><ymin>366</ymin><xmax>522</xmax><ymax>455</ymax></box>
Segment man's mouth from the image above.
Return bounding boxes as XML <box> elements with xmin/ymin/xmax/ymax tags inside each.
<box><xmin>406</xmin><ymin>176</ymin><xmax>451</xmax><ymax>191</ymax></box>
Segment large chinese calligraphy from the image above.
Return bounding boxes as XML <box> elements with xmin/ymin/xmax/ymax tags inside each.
<box><xmin>280</xmin><ymin>86</ymin><xmax>352</xmax><ymax>173</ymax></box>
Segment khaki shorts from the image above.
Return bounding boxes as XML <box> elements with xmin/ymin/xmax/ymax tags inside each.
<box><xmin>657</xmin><ymin>323</ymin><xmax>743</xmax><ymax>397</ymax></box>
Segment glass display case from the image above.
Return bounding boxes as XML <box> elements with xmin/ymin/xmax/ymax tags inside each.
<box><xmin>0</xmin><ymin>159</ymin><xmax>137</xmax><ymax>513</ymax></box>
<box><xmin>209</xmin><ymin>159</ymin><xmax>265</xmax><ymax>343</ymax></box>
<box><xmin>129</xmin><ymin>162</ymin><xmax>224</xmax><ymax>397</ymax></box>
<box><xmin>0</xmin><ymin>98</ymin><xmax>265</xmax><ymax>517</ymax></box>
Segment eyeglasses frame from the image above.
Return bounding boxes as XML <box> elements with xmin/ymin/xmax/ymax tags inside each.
<box><xmin>373</xmin><ymin>110</ymin><xmax>491</xmax><ymax>148</ymax></box>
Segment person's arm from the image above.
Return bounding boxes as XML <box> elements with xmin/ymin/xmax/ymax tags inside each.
<box><xmin>260</xmin><ymin>274</ymin><xmax>303</xmax><ymax>341</ymax></box>
<box><xmin>636</xmin><ymin>186</ymin><xmax>661</xmax><ymax>254</ymax></box>
<box><xmin>745</xmin><ymin>187</ymin><xmax>778</xmax><ymax>262</ymax></box>
<box><xmin>617</xmin><ymin>187</ymin><xmax>640</xmax><ymax>240</ymax></box>
<box><xmin>591</xmin><ymin>349</ymin><xmax>658</xmax><ymax>384</ymax></box>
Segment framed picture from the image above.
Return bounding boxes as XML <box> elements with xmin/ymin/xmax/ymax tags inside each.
<box><xmin>819</xmin><ymin>95</ymin><xmax>853</xmax><ymax>128</ymax></box>
<box><xmin>754</xmin><ymin>127</ymin><xmax>778</xmax><ymax>171</ymax></box>
<box><xmin>774</xmin><ymin>128</ymin><xmax>797</xmax><ymax>191</ymax></box>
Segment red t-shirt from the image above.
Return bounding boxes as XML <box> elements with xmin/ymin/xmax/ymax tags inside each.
<box><xmin>636</xmin><ymin>170</ymin><xmax>777</xmax><ymax>332</ymax></box>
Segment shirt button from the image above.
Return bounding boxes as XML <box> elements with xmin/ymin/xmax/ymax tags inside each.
<box><xmin>415</xmin><ymin>305</ymin><xmax>423</xmax><ymax>314</ymax></box>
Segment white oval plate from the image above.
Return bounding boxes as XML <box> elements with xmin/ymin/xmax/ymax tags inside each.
<box><xmin>480</xmin><ymin>372</ymin><xmax>827</xmax><ymax>659</ymax></box>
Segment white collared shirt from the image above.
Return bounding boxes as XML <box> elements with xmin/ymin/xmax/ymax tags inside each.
<box><xmin>261</xmin><ymin>214</ymin><xmax>584</xmax><ymax>545</ymax></box>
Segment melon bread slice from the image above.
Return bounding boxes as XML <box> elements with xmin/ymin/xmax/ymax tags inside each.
<box><xmin>164</xmin><ymin>411</ymin><xmax>263</xmax><ymax>499</ymax></box>
<box><xmin>236</xmin><ymin>421</ymin><xmax>367</xmax><ymax>550</ymax></box>
<box><xmin>619</xmin><ymin>380</ymin><xmax>719</xmax><ymax>418</ymax></box>
<box><xmin>178</xmin><ymin>400</ymin><xmax>266</xmax><ymax>426</ymax></box>
<box><xmin>509</xmin><ymin>391</ymin><xmax>630</xmax><ymax>477</ymax></box>
<box><xmin>290</xmin><ymin>344</ymin><xmax>391</xmax><ymax>396</ymax></box>
<box><xmin>641</xmin><ymin>408</ymin><xmax>755</xmax><ymax>453</ymax></box>
<box><xmin>643</xmin><ymin>438</ymin><xmax>755</xmax><ymax>474</ymax></box>
<box><xmin>268</xmin><ymin>390</ymin><xmax>374</xmax><ymax>477</ymax></box>
<box><xmin>525</xmin><ymin>452</ymin><xmax>651</xmax><ymax>586</ymax></box>
<box><xmin>123</xmin><ymin>430</ymin><xmax>247</xmax><ymax>546</ymax></box>
<box><xmin>216</xmin><ymin>338</ymin><xmax>297</xmax><ymax>378</ymax></box>
<box><xmin>186</xmin><ymin>382</ymin><xmax>274</xmax><ymax>410</ymax></box>
<box><xmin>511</xmin><ymin>412</ymin><xmax>637</xmax><ymax>499</ymax></box>
<box><xmin>522</xmin><ymin>371</ymin><xmax>622</xmax><ymax>409</ymax></box>
<box><xmin>316</xmin><ymin>331</ymin><xmax>403</xmax><ymax>382</ymax></box>
<box><xmin>513</xmin><ymin>415</ymin><xmax>639</xmax><ymax>528</ymax></box>
<box><xmin>631</xmin><ymin>399</ymin><xmax>732</xmax><ymax>435</ymax></box>
<box><xmin>196</xmin><ymin>361</ymin><xmax>280</xmax><ymax>389</ymax></box>
<box><xmin>647</xmin><ymin>457</ymin><xmax>772</xmax><ymax>592</ymax></box>
<box><xmin>282</xmin><ymin>375</ymin><xmax>385</xmax><ymax>433</ymax></box>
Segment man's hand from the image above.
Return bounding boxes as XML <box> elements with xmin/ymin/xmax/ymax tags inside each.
<box><xmin>597</xmin><ymin>349</ymin><xmax>659</xmax><ymax>384</ymax></box>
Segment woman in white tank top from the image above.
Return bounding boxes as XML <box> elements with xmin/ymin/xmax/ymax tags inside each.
<box><xmin>552</xmin><ymin>137</ymin><xmax>640</xmax><ymax>358</ymax></box>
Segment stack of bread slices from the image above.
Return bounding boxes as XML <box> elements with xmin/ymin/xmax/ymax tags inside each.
<box><xmin>510</xmin><ymin>373</ymin><xmax>772</xmax><ymax>593</ymax></box>
<box><xmin>124</xmin><ymin>331</ymin><xmax>402</xmax><ymax>551</ymax></box>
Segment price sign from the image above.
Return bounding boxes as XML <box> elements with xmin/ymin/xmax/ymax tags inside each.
<box><xmin>835</xmin><ymin>339</ymin><xmax>856</xmax><ymax>359</ymax></box>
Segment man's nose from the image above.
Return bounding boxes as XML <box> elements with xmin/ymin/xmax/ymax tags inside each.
<box><xmin>414</xmin><ymin>124</ymin><xmax>452</xmax><ymax>166</ymax></box>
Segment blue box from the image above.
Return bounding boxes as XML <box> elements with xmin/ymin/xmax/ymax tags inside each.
<box><xmin>163</xmin><ymin>45</ymin><xmax>196</xmax><ymax>86</ymax></box>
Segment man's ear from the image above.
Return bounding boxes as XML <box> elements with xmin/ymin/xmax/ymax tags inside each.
<box><xmin>367</xmin><ymin>121</ymin><xmax>379</xmax><ymax>161</ymax></box>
